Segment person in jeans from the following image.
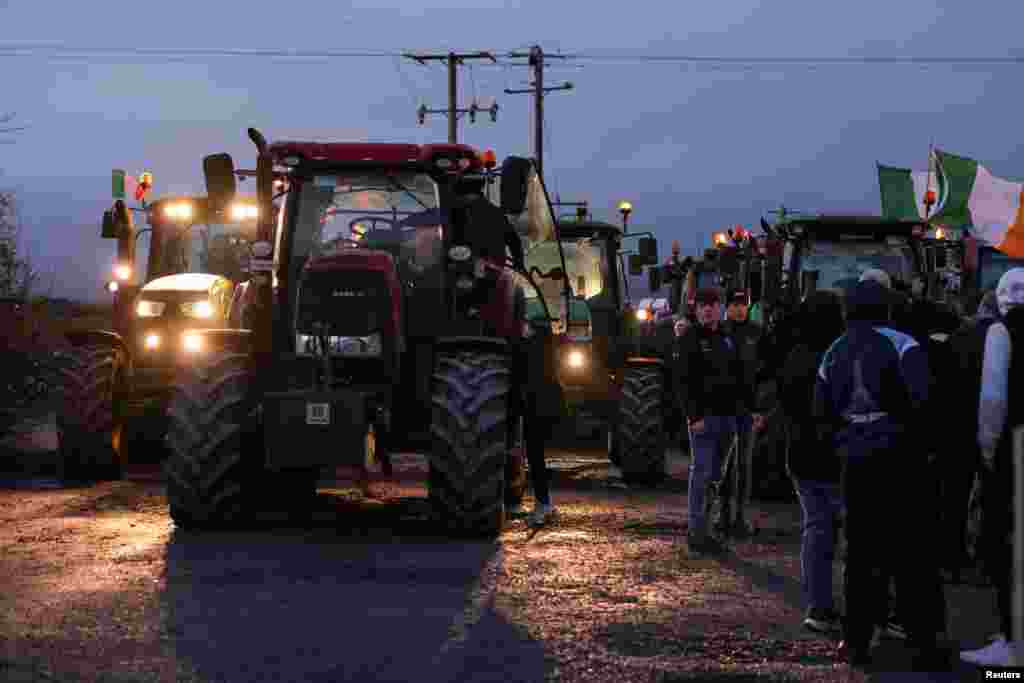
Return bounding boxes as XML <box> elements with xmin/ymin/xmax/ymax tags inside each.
<box><xmin>813</xmin><ymin>279</ymin><xmax>943</xmax><ymax>671</ymax></box>
<box><xmin>676</xmin><ymin>287</ymin><xmax>748</xmax><ymax>553</ymax></box>
<box><xmin>960</xmin><ymin>269</ymin><xmax>1024</xmax><ymax>667</ymax></box>
<box><xmin>779</xmin><ymin>291</ymin><xmax>845</xmax><ymax>635</ymax></box>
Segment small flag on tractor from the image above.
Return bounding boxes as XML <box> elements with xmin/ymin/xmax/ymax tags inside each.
<box><xmin>135</xmin><ymin>172</ymin><xmax>153</xmax><ymax>201</ymax></box>
<box><xmin>112</xmin><ymin>169</ymin><xmax>126</xmax><ymax>200</ymax></box>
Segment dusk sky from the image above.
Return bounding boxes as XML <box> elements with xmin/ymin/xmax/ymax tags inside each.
<box><xmin>1</xmin><ymin>0</ymin><xmax>1022</xmax><ymax>301</ymax></box>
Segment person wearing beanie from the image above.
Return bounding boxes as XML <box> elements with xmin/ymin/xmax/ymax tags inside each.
<box><xmin>813</xmin><ymin>279</ymin><xmax>944</xmax><ymax>671</ymax></box>
<box><xmin>716</xmin><ymin>288</ymin><xmax>768</xmax><ymax>534</ymax></box>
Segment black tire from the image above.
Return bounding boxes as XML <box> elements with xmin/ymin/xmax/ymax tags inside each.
<box><xmin>54</xmin><ymin>345</ymin><xmax>125</xmax><ymax>482</ymax></box>
<box><xmin>429</xmin><ymin>350</ymin><xmax>510</xmax><ymax>536</ymax></box>
<box><xmin>163</xmin><ymin>352</ymin><xmax>262</xmax><ymax>529</ymax></box>
<box><xmin>616</xmin><ymin>366</ymin><xmax>667</xmax><ymax>484</ymax></box>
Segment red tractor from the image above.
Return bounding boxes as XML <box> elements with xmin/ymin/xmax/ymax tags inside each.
<box><xmin>162</xmin><ymin>129</ymin><xmax>567</xmax><ymax>535</ymax></box>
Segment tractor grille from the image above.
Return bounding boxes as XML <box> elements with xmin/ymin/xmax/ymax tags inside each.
<box><xmin>296</xmin><ymin>270</ymin><xmax>393</xmax><ymax>339</ymax></box>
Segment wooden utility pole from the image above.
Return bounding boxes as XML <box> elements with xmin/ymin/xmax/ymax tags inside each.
<box><xmin>403</xmin><ymin>51</ymin><xmax>498</xmax><ymax>143</ymax></box>
<box><xmin>504</xmin><ymin>45</ymin><xmax>573</xmax><ymax>179</ymax></box>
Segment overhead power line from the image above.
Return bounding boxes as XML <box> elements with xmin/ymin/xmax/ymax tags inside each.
<box><xmin>0</xmin><ymin>43</ymin><xmax>1021</xmax><ymax>65</ymax></box>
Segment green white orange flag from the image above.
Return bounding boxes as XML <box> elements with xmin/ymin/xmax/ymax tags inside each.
<box><xmin>878</xmin><ymin>149</ymin><xmax>1024</xmax><ymax>257</ymax></box>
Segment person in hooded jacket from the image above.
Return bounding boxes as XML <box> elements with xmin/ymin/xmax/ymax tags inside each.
<box><xmin>959</xmin><ymin>269</ymin><xmax>1024</xmax><ymax>667</ymax></box>
<box><xmin>779</xmin><ymin>290</ymin><xmax>846</xmax><ymax>635</ymax></box>
<box><xmin>813</xmin><ymin>279</ymin><xmax>944</xmax><ymax>671</ymax></box>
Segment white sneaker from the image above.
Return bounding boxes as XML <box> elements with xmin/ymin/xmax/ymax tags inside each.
<box><xmin>961</xmin><ymin>634</ymin><xmax>1014</xmax><ymax>666</ymax></box>
<box><xmin>528</xmin><ymin>503</ymin><xmax>557</xmax><ymax>528</ymax></box>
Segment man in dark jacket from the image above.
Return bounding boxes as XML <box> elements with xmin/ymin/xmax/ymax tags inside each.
<box><xmin>716</xmin><ymin>288</ymin><xmax>767</xmax><ymax>534</ymax></box>
<box><xmin>813</xmin><ymin>279</ymin><xmax>944</xmax><ymax>670</ymax></box>
<box><xmin>940</xmin><ymin>290</ymin><xmax>998</xmax><ymax>579</ymax></box>
<box><xmin>779</xmin><ymin>290</ymin><xmax>846</xmax><ymax>635</ymax></box>
<box><xmin>676</xmin><ymin>287</ymin><xmax>749</xmax><ymax>553</ymax></box>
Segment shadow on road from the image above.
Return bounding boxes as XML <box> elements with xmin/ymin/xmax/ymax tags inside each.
<box><xmin>158</xmin><ymin>492</ymin><xmax>552</xmax><ymax>682</ymax></box>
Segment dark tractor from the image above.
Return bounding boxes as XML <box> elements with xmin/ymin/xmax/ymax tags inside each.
<box><xmin>162</xmin><ymin>129</ymin><xmax>570</xmax><ymax>535</ymax></box>
<box><xmin>522</xmin><ymin>217</ymin><xmax>668</xmax><ymax>483</ymax></box>
<box><xmin>55</xmin><ymin>193</ymin><xmax>257</xmax><ymax>480</ymax></box>
<box><xmin>746</xmin><ymin>213</ymin><xmax>961</xmax><ymax>498</ymax></box>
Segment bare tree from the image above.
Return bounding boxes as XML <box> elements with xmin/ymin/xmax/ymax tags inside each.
<box><xmin>0</xmin><ymin>192</ymin><xmax>40</xmax><ymax>299</ymax></box>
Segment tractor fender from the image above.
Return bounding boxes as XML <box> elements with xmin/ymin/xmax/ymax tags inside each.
<box><xmin>65</xmin><ymin>329</ymin><xmax>130</xmax><ymax>356</ymax></box>
<box><xmin>186</xmin><ymin>328</ymin><xmax>253</xmax><ymax>355</ymax></box>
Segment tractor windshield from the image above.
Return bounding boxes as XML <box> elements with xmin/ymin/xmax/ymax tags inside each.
<box><xmin>799</xmin><ymin>238</ymin><xmax>917</xmax><ymax>295</ymax></box>
<box><xmin>147</xmin><ymin>219</ymin><xmax>251</xmax><ymax>284</ymax></box>
<box><xmin>978</xmin><ymin>246</ymin><xmax>1024</xmax><ymax>292</ymax></box>
<box><xmin>285</xmin><ymin>171</ymin><xmax>441</xmax><ymax>289</ymax></box>
<box><xmin>519</xmin><ymin>238</ymin><xmax>608</xmax><ymax>325</ymax></box>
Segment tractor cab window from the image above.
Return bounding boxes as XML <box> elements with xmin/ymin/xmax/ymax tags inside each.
<box><xmin>798</xmin><ymin>238</ymin><xmax>916</xmax><ymax>295</ymax></box>
<box><xmin>288</xmin><ymin>171</ymin><xmax>441</xmax><ymax>289</ymax></box>
<box><xmin>978</xmin><ymin>247</ymin><xmax>1024</xmax><ymax>292</ymax></box>
<box><xmin>149</xmin><ymin>219</ymin><xmax>250</xmax><ymax>284</ymax></box>
<box><xmin>518</xmin><ymin>238</ymin><xmax>607</xmax><ymax>329</ymax></box>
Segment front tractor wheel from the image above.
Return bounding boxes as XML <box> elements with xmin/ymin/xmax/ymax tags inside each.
<box><xmin>163</xmin><ymin>353</ymin><xmax>262</xmax><ymax>529</ymax></box>
<box><xmin>616</xmin><ymin>366</ymin><xmax>668</xmax><ymax>484</ymax></box>
<box><xmin>55</xmin><ymin>345</ymin><xmax>125</xmax><ymax>482</ymax></box>
<box><xmin>429</xmin><ymin>350</ymin><xmax>511</xmax><ymax>536</ymax></box>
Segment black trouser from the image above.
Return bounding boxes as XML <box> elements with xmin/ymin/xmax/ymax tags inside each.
<box><xmin>980</xmin><ymin>460</ymin><xmax>1014</xmax><ymax>637</ymax></box>
<box><xmin>937</xmin><ymin>435</ymin><xmax>979</xmax><ymax>571</ymax></box>
<box><xmin>840</xmin><ymin>437</ymin><xmax>943</xmax><ymax>651</ymax></box>
<box><xmin>523</xmin><ymin>411</ymin><xmax>553</xmax><ymax>505</ymax></box>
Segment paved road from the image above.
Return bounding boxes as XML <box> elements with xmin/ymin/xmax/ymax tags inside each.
<box><xmin>0</xmin><ymin>415</ymin><xmax>1004</xmax><ymax>682</ymax></box>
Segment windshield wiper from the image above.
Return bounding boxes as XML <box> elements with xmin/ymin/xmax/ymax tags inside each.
<box><xmin>386</xmin><ymin>176</ymin><xmax>430</xmax><ymax>211</ymax></box>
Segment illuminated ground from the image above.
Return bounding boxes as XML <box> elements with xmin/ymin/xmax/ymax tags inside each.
<box><xmin>0</xmin><ymin>444</ymin><xmax>1001</xmax><ymax>682</ymax></box>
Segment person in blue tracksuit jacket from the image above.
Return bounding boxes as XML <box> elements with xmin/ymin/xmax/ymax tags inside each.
<box><xmin>812</xmin><ymin>279</ymin><xmax>943</xmax><ymax>671</ymax></box>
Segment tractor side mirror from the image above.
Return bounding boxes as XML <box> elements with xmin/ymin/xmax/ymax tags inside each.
<box><xmin>648</xmin><ymin>265</ymin><xmax>662</xmax><ymax>292</ymax></box>
<box><xmin>628</xmin><ymin>254</ymin><xmax>644</xmax><ymax>276</ymax></box>
<box><xmin>638</xmin><ymin>236</ymin><xmax>658</xmax><ymax>264</ymax></box>
<box><xmin>499</xmin><ymin>156</ymin><xmax>531</xmax><ymax>214</ymax></box>
<box><xmin>102</xmin><ymin>209</ymin><xmax>117</xmax><ymax>239</ymax></box>
<box><xmin>203</xmin><ymin>153</ymin><xmax>238</xmax><ymax>211</ymax></box>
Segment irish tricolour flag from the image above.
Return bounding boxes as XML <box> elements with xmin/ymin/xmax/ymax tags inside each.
<box><xmin>878</xmin><ymin>149</ymin><xmax>1024</xmax><ymax>256</ymax></box>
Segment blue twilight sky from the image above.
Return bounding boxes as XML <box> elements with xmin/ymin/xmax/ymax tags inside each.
<box><xmin>1</xmin><ymin>0</ymin><xmax>1023</xmax><ymax>300</ymax></box>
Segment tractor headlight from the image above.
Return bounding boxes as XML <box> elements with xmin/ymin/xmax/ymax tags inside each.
<box><xmin>182</xmin><ymin>333</ymin><xmax>203</xmax><ymax>353</ymax></box>
<box><xmin>181</xmin><ymin>300</ymin><xmax>215</xmax><ymax>318</ymax></box>
<box><xmin>448</xmin><ymin>245</ymin><xmax>472</xmax><ymax>262</ymax></box>
<box><xmin>136</xmin><ymin>300</ymin><xmax>166</xmax><ymax>317</ymax></box>
<box><xmin>565</xmin><ymin>349</ymin><xmax>586</xmax><ymax>370</ymax></box>
<box><xmin>143</xmin><ymin>333</ymin><xmax>161</xmax><ymax>350</ymax></box>
<box><xmin>636</xmin><ymin>308</ymin><xmax>650</xmax><ymax>322</ymax></box>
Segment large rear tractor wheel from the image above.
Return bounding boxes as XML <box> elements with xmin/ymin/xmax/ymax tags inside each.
<box><xmin>429</xmin><ymin>350</ymin><xmax>511</xmax><ymax>536</ymax></box>
<box><xmin>163</xmin><ymin>353</ymin><xmax>263</xmax><ymax>529</ymax></box>
<box><xmin>54</xmin><ymin>345</ymin><xmax>125</xmax><ymax>482</ymax></box>
<box><xmin>616</xmin><ymin>366</ymin><xmax>667</xmax><ymax>485</ymax></box>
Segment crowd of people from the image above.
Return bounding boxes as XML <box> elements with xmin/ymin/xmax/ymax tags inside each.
<box><xmin>672</xmin><ymin>267</ymin><xmax>1024</xmax><ymax>671</ymax></box>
